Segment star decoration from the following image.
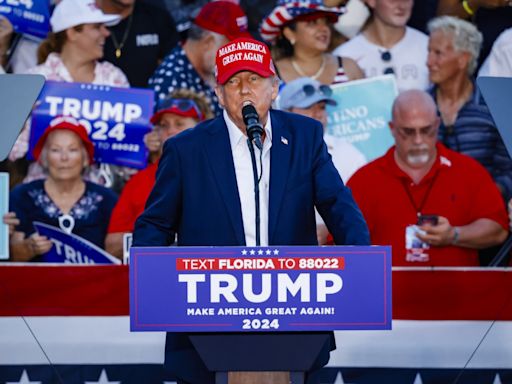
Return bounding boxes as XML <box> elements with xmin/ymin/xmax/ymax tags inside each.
<box><xmin>6</xmin><ymin>370</ymin><xmax>41</xmax><ymax>384</ymax></box>
<box><xmin>84</xmin><ymin>369</ymin><xmax>120</xmax><ymax>384</ymax></box>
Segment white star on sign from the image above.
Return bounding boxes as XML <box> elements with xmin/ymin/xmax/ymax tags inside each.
<box><xmin>266</xmin><ymin>249</ymin><xmax>272</xmax><ymax>255</ymax></box>
<box><xmin>258</xmin><ymin>249</ymin><xmax>264</xmax><ymax>255</ymax></box>
<box><xmin>163</xmin><ymin>382</ymin><xmax>178</xmax><ymax>384</ymax></box>
<box><xmin>493</xmin><ymin>373</ymin><xmax>503</xmax><ymax>384</ymax></box>
<box><xmin>6</xmin><ymin>370</ymin><xmax>41</xmax><ymax>384</ymax></box>
<box><xmin>241</xmin><ymin>249</ymin><xmax>247</xmax><ymax>255</ymax></box>
<box><xmin>85</xmin><ymin>369</ymin><xmax>120</xmax><ymax>384</ymax></box>
<box><xmin>273</xmin><ymin>249</ymin><xmax>279</xmax><ymax>255</ymax></box>
<box><xmin>250</xmin><ymin>249</ymin><xmax>256</xmax><ymax>255</ymax></box>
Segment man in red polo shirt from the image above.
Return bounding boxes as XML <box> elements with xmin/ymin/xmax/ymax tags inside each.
<box><xmin>347</xmin><ymin>89</ymin><xmax>509</xmax><ymax>266</ymax></box>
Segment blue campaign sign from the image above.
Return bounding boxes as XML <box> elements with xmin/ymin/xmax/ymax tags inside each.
<box><xmin>130</xmin><ymin>246</ymin><xmax>392</xmax><ymax>332</ymax></box>
<box><xmin>33</xmin><ymin>221</ymin><xmax>120</xmax><ymax>264</ymax></box>
<box><xmin>0</xmin><ymin>0</ymin><xmax>50</xmax><ymax>39</ymax></box>
<box><xmin>326</xmin><ymin>75</ymin><xmax>398</xmax><ymax>162</ymax></box>
<box><xmin>29</xmin><ymin>81</ymin><xmax>154</xmax><ymax>169</ymax></box>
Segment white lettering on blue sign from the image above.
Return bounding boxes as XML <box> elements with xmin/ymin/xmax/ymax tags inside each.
<box><xmin>178</xmin><ymin>273</ymin><xmax>343</xmax><ymax>304</ymax></box>
<box><xmin>45</xmin><ymin>96</ymin><xmax>142</xmax><ymax>123</ymax></box>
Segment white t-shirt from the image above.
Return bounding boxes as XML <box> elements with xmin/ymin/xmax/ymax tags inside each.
<box><xmin>479</xmin><ymin>27</ymin><xmax>512</xmax><ymax>78</ymax></box>
<box><xmin>333</xmin><ymin>26</ymin><xmax>430</xmax><ymax>92</ymax></box>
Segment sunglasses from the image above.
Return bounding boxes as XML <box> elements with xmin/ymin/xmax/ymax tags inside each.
<box><xmin>301</xmin><ymin>83</ymin><xmax>333</xmax><ymax>98</ymax></box>
<box><xmin>380</xmin><ymin>50</ymin><xmax>395</xmax><ymax>75</ymax></box>
<box><xmin>158</xmin><ymin>98</ymin><xmax>204</xmax><ymax>121</ymax></box>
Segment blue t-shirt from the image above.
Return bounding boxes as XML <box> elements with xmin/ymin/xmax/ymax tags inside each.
<box><xmin>10</xmin><ymin>180</ymin><xmax>118</xmax><ymax>253</ymax></box>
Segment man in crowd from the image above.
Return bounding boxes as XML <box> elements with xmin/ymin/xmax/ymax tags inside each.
<box><xmin>148</xmin><ymin>1</ymin><xmax>251</xmax><ymax>115</ymax></box>
<box><xmin>348</xmin><ymin>89</ymin><xmax>508</xmax><ymax>266</ymax></box>
<box><xmin>134</xmin><ymin>37</ymin><xmax>370</xmax><ymax>383</ymax></box>
<box><xmin>97</xmin><ymin>0</ymin><xmax>179</xmax><ymax>87</ymax></box>
<box><xmin>333</xmin><ymin>0</ymin><xmax>429</xmax><ymax>92</ymax></box>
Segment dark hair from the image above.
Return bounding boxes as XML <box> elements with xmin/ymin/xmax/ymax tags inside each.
<box><xmin>37</xmin><ymin>25</ymin><xmax>84</xmax><ymax>64</ymax></box>
<box><xmin>271</xmin><ymin>21</ymin><xmax>296</xmax><ymax>60</ymax></box>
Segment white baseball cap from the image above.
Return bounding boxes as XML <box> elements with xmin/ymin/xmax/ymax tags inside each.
<box><xmin>50</xmin><ymin>0</ymin><xmax>121</xmax><ymax>33</ymax></box>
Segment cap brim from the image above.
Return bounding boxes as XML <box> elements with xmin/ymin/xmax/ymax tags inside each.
<box><xmin>217</xmin><ymin>65</ymin><xmax>275</xmax><ymax>85</ymax></box>
<box><xmin>293</xmin><ymin>94</ymin><xmax>337</xmax><ymax>109</ymax></box>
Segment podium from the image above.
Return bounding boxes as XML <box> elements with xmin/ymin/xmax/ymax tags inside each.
<box><xmin>130</xmin><ymin>245</ymin><xmax>391</xmax><ymax>383</ymax></box>
<box><xmin>190</xmin><ymin>333</ymin><xmax>331</xmax><ymax>384</ymax></box>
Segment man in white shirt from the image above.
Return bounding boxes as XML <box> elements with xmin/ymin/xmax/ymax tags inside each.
<box><xmin>333</xmin><ymin>0</ymin><xmax>429</xmax><ymax>92</ymax></box>
<box><xmin>479</xmin><ymin>27</ymin><xmax>512</xmax><ymax>77</ymax></box>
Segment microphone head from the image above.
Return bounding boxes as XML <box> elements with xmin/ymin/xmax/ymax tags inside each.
<box><xmin>242</xmin><ymin>103</ymin><xmax>259</xmax><ymax>126</ymax></box>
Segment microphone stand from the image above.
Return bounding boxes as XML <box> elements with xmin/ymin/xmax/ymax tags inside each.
<box><xmin>247</xmin><ymin>138</ymin><xmax>261</xmax><ymax>246</ymax></box>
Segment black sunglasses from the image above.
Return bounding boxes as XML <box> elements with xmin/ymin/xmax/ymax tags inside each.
<box><xmin>158</xmin><ymin>98</ymin><xmax>204</xmax><ymax>120</ymax></box>
<box><xmin>380</xmin><ymin>50</ymin><xmax>395</xmax><ymax>75</ymax></box>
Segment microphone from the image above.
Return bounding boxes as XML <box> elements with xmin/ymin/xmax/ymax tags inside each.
<box><xmin>242</xmin><ymin>103</ymin><xmax>264</xmax><ymax>150</ymax></box>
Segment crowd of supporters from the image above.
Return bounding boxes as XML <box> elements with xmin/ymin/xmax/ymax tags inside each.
<box><xmin>1</xmin><ymin>0</ymin><xmax>512</xmax><ymax>266</ymax></box>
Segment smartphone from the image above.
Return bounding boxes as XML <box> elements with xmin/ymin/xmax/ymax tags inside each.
<box><xmin>417</xmin><ymin>214</ymin><xmax>439</xmax><ymax>226</ymax></box>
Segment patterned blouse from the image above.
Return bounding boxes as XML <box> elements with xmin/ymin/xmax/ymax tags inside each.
<box><xmin>148</xmin><ymin>45</ymin><xmax>222</xmax><ymax>116</ymax></box>
<box><xmin>10</xmin><ymin>180</ymin><xmax>118</xmax><ymax>254</ymax></box>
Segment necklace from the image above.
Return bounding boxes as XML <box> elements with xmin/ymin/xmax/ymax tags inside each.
<box><xmin>110</xmin><ymin>12</ymin><xmax>134</xmax><ymax>59</ymax></box>
<box><xmin>291</xmin><ymin>55</ymin><xmax>326</xmax><ymax>80</ymax></box>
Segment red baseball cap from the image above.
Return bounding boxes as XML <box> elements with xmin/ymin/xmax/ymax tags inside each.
<box><xmin>32</xmin><ymin>116</ymin><xmax>95</xmax><ymax>163</ymax></box>
<box><xmin>194</xmin><ymin>1</ymin><xmax>251</xmax><ymax>41</ymax></box>
<box><xmin>215</xmin><ymin>37</ymin><xmax>276</xmax><ymax>85</ymax></box>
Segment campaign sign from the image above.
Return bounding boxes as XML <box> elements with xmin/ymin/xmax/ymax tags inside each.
<box><xmin>0</xmin><ymin>0</ymin><xmax>50</xmax><ymax>39</ymax></box>
<box><xmin>0</xmin><ymin>172</ymin><xmax>8</xmax><ymax>260</ymax></box>
<box><xmin>30</xmin><ymin>81</ymin><xmax>154</xmax><ymax>169</ymax></box>
<box><xmin>130</xmin><ymin>246</ymin><xmax>391</xmax><ymax>332</ymax></box>
<box><xmin>33</xmin><ymin>221</ymin><xmax>120</xmax><ymax>265</ymax></box>
<box><xmin>326</xmin><ymin>75</ymin><xmax>398</xmax><ymax>163</ymax></box>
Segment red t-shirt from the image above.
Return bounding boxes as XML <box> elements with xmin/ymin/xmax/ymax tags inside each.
<box><xmin>108</xmin><ymin>162</ymin><xmax>158</xmax><ymax>233</ymax></box>
<box><xmin>347</xmin><ymin>144</ymin><xmax>508</xmax><ymax>266</ymax></box>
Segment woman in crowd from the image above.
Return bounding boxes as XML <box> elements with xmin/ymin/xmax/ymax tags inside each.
<box><xmin>8</xmin><ymin>0</ymin><xmax>130</xmax><ymax>191</ymax></box>
<box><xmin>427</xmin><ymin>16</ymin><xmax>512</xmax><ymax>203</ymax></box>
<box><xmin>105</xmin><ymin>89</ymin><xmax>213</xmax><ymax>258</ymax></box>
<box><xmin>259</xmin><ymin>0</ymin><xmax>364</xmax><ymax>85</ymax></box>
<box><xmin>4</xmin><ymin>117</ymin><xmax>117</xmax><ymax>262</ymax></box>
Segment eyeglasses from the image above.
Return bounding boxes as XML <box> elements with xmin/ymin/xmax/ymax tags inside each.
<box><xmin>380</xmin><ymin>50</ymin><xmax>395</xmax><ymax>75</ymax></box>
<box><xmin>396</xmin><ymin>125</ymin><xmax>437</xmax><ymax>140</ymax></box>
<box><xmin>157</xmin><ymin>98</ymin><xmax>204</xmax><ymax>121</ymax></box>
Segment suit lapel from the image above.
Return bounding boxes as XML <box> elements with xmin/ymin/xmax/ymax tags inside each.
<box><xmin>268</xmin><ymin>111</ymin><xmax>292</xmax><ymax>243</ymax></box>
<box><xmin>204</xmin><ymin>119</ymin><xmax>245</xmax><ymax>245</ymax></box>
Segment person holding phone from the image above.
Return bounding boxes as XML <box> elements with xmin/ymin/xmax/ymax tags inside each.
<box><xmin>347</xmin><ymin>89</ymin><xmax>509</xmax><ymax>266</ymax></box>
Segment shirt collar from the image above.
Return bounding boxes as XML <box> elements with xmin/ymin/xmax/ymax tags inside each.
<box><xmin>224</xmin><ymin>109</ymin><xmax>273</xmax><ymax>150</ymax></box>
<box><xmin>385</xmin><ymin>142</ymin><xmax>452</xmax><ymax>183</ymax></box>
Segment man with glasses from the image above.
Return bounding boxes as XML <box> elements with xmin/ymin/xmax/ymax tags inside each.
<box><xmin>134</xmin><ymin>37</ymin><xmax>370</xmax><ymax>384</ymax></box>
<box><xmin>348</xmin><ymin>89</ymin><xmax>508</xmax><ymax>266</ymax></box>
<box><xmin>333</xmin><ymin>0</ymin><xmax>429</xmax><ymax>92</ymax></box>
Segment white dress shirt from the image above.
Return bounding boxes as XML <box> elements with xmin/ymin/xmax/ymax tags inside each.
<box><xmin>224</xmin><ymin>110</ymin><xmax>272</xmax><ymax>246</ymax></box>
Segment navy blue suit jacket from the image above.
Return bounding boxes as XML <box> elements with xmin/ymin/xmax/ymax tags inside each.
<box><xmin>134</xmin><ymin>109</ymin><xmax>369</xmax><ymax>247</ymax></box>
<box><xmin>133</xmin><ymin>109</ymin><xmax>369</xmax><ymax>383</ymax></box>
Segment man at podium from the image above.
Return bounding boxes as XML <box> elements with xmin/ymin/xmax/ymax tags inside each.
<box><xmin>133</xmin><ymin>37</ymin><xmax>370</xmax><ymax>384</ymax></box>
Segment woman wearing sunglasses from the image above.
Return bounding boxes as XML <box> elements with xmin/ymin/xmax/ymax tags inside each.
<box><xmin>105</xmin><ymin>89</ymin><xmax>213</xmax><ymax>258</ymax></box>
<box><xmin>260</xmin><ymin>0</ymin><xmax>364</xmax><ymax>85</ymax></box>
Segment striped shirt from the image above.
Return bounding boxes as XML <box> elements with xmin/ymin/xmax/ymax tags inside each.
<box><xmin>432</xmin><ymin>85</ymin><xmax>512</xmax><ymax>202</ymax></box>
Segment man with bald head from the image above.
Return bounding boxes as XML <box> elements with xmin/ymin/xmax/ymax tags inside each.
<box><xmin>347</xmin><ymin>89</ymin><xmax>509</xmax><ymax>266</ymax></box>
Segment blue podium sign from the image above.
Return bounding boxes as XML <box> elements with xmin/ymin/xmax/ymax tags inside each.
<box><xmin>29</xmin><ymin>81</ymin><xmax>154</xmax><ymax>169</ymax></box>
<box><xmin>130</xmin><ymin>246</ymin><xmax>392</xmax><ymax>332</ymax></box>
